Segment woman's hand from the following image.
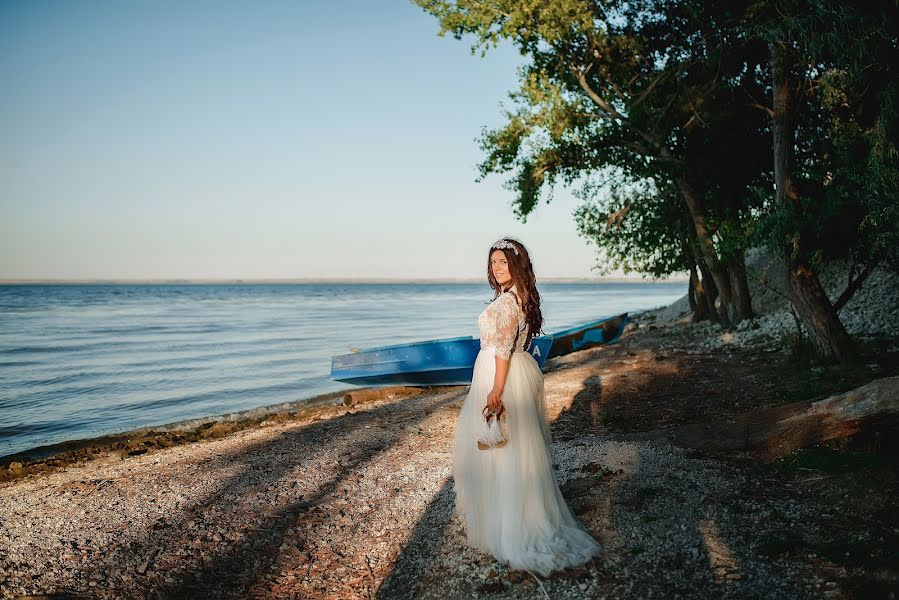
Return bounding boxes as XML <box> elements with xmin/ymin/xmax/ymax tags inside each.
<box><xmin>486</xmin><ymin>386</ymin><xmax>504</xmax><ymax>413</ymax></box>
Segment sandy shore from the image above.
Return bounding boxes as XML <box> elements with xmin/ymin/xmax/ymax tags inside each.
<box><xmin>6</xmin><ymin>305</ymin><xmax>897</xmax><ymax>599</ymax></box>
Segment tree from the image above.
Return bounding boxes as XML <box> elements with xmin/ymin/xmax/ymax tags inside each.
<box><xmin>414</xmin><ymin>0</ymin><xmax>762</xmax><ymax>326</ymax></box>
<box><xmin>749</xmin><ymin>0</ymin><xmax>899</xmax><ymax>362</ymax></box>
<box><xmin>415</xmin><ymin>0</ymin><xmax>898</xmax><ymax>352</ymax></box>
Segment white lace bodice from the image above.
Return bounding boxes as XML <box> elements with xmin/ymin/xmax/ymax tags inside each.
<box><xmin>478</xmin><ymin>285</ymin><xmax>527</xmax><ymax>360</ymax></box>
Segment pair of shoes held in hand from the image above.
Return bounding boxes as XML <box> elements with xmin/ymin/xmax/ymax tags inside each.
<box><xmin>477</xmin><ymin>404</ymin><xmax>508</xmax><ymax>450</ymax></box>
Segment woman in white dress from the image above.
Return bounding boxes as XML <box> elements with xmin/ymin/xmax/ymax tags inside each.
<box><xmin>452</xmin><ymin>237</ymin><xmax>602</xmax><ymax>577</ymax></box>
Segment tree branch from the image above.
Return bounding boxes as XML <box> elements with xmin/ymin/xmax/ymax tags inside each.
<box><xmin>630</xmin><ymin>69</ymin><xmax>671</xmax><ymax>109</ymax></box>
<box><xmin>834</xmin><ymin>258</ymin><xmax>880</xmax><ymax>313</ymax></box>
<box><xmin>748</xmin><ymin>101</ymin><xmax>775</xmax><ymax>118</ymax></box>
<box><xmin>569</xmin><ymin>62</ymin><xmax>677</xmax><ymax>163</ymax></box>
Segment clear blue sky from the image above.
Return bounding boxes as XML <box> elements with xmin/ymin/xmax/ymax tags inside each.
<box><xmin>0</xmin><ymin>0</ymin><xmax>630</xmax><ymax>280</ymax></box>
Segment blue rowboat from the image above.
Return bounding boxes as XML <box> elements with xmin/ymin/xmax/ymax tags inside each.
<box><xmin>329</xmin><ymin>313</ymin><xmax>628</xmax><ymax>387</ymax></box>
<box><xmin>545</xmin><ymin>313</ymin><xmax>628</xmax><ymax>358</ymax></box>
<box><xmin>330</xmin><ymin>335</ymin><xmax>554</xmax><ymax>387</ymax></box>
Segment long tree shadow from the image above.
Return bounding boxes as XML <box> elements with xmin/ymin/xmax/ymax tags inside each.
<box><xmin>556</xmin><ymin>348</ymin><xmax>824</xmax><ymax>597</ymax></box>
<box><xmin>172</xmin><ymin>389</ymin><xmax>466</xmax><ymax>598</ymax></box>
<box><xmin>374</xmin><ymin>478</ymin><xmax>457</xmax><ymax>599</ymax></box>
<box><xmin>559</xmin><ymin>347</ymin><xmax>820</xmax><ymax>597</ymax></box>
<box><xmin>69</xmin><ymin>386</ymin><xmax>464</xmax><ymax>598</ymax></box>
<box><xmin>373</xmin><ymin>369</ymin><xmax>613</xmax><ymax>598</ymax></box>
<box><xmin>372</xmin><ymin>344</ymin><xmax>821</xmax><ymax>599</ymax></box>
<box><xmin>594</xmin><ymin>440</ymin><xmax>819</xmax><ymax>598</ymax></box>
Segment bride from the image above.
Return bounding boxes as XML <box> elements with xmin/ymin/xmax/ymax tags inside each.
<box><xmin>452</xmin><ymin>237</ymin><xmax>602</xmax><ymax>577</ymax></box>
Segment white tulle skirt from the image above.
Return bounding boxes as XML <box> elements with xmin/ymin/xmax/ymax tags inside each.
<box><xmin>452</xmin><ymin>345</ymin><xmax>602</xmax><ymax>577</ymax></box>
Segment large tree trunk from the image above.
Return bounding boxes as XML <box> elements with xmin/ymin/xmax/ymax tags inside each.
<box><xmin>697</xmin><ymin>260</ymin><xmax>720</xmax><ymax>322</ymax></box>
<box><xmin>675</xmin><ymin>175</ymin><xmax>738</xmax><ymax>327</ymax></box>
<box><xmin>685</xmin><ymin>240</ymin><xmax>717</xmax><ymax>322</ymax></box>
<box><xmin>687</xmin><ymin>266</ymin><xmax>698</xmax><ymax>313</ymax></box>
<box><xmin>727</xmin><ymin>253</ymin><xmax>754</xmax><ymax>321</ymax></box>
<box><xmin>689</xmin><ymin>265</ymin><xmax>715</xmax><ymax>322</ymax></box>
<box><xmin>687</xmin><ymin>266</ymin><xmax>702</xmax><ymax>321</ymax></box>
<box><xmin>624</xmin><ymin>377</ymin><xmax>899</xmax><ymax>461</ymax></box>
<box><xmin>770</xmin><ymin>41</ymin><xmax>855</xmax><ymax>363</ymax></box>
<box><xmin>786</xmin><ymin>258</ymin><xmax>857</xmax><ymax>360</ymax></box>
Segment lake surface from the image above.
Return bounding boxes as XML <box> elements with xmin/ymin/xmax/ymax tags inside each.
<box><xmin>0</xmin><ymin>282</ymin><xmax>684</xmax><ymax>458</ymax></box>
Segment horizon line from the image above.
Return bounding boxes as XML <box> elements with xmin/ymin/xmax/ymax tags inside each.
<box><xmin>0</xmin><ymin>276</ymin><xmax>689</xmax><ymax>285</ymax></box>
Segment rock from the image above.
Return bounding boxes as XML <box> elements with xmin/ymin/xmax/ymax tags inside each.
<box><xmin>507</xmin><ymin>570</ymin><xmax>525</xmax><ymax>583</ymax></box>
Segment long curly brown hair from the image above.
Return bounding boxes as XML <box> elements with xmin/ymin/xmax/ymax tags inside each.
<box><xmin>486</xmin><ymin>237</ymin><xmax>545</xmax><ymax>349</ymax></box>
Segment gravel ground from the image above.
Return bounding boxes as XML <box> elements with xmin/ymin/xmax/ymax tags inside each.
<box><xmin>0</xmin><ymin>363</ymin><xmax>836</xmax><ymax>599</ymax></box>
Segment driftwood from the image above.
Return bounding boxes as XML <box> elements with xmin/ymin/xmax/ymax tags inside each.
<box><xmin>626</xmin><ymin>376</ymin><xmax>899</xmax><ymax>460</ymax></box>
<box><xmin>341</xmin><ymin>385</ymin><xmax>424</xmax><ymax>407</ymax></box>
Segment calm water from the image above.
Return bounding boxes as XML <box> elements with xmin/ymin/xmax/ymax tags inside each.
<box><xmin>0</xmin><ymin>282</ymin><xmax>684</xmax><ymax>458</ymax></box>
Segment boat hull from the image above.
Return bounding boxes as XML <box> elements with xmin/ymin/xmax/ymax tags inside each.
<box><xmin>330</xmin><ymin>336</ymin><xmax>553</xmax><ymax>387</ymax></box>
<box><xmin>546</xmin><ymin>313</ymin><xmax>628</xmax><ymax>358</ymax></box>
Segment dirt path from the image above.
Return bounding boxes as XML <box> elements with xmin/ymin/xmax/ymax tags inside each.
<box><xmin>2</xmin><ymin>319</ymin><xmax>893</xmax><ymax>599</ymax></box>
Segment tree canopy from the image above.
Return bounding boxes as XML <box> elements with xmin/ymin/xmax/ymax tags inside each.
<box><xmin>415</xmin><ymin>0</ymin><xmax>899</xmax><ymax>361</ymax></box>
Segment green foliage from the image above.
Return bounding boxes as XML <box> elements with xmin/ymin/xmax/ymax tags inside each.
<box><xmin>414</xmin><ymin>0</ymin><xmax>898</xmax><ymax>287</ymax></box>
<box><xmin>415</xmin><ymin>0</ymin><xmax>767</xmax><ymax>280</ymax></box>
<box><xmin>573</xmin><ymin>172</ymin><xmax>689</xmax><ymax>277</ymax></box>
<box><xmin>747</xmin><ymin>0</ymin><xmax>899</xmax><ymax>273</ymax></box>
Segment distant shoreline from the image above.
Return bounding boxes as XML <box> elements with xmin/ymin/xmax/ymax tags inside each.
<box><xmin>0</xmin><ymin>276</ymin><xmax>689</xmax><ymax>285</ymax></box>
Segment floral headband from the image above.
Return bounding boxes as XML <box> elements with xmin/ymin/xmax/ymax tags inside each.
<box><xmin>491</xmin><ymin>239</ymin><xmax>520</xmax><ymax>256</ymax></box>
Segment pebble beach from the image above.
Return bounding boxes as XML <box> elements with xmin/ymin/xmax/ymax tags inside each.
<box><xmin>0</xmin><ymin>353</ymin><xmax>829</xmax><ymax>600</ymax></box>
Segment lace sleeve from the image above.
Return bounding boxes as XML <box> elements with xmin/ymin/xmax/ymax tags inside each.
<box><xmin>492</xmin><ymin>292</ymin><xmax>520</xmax><ymax>361</ymax></box>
